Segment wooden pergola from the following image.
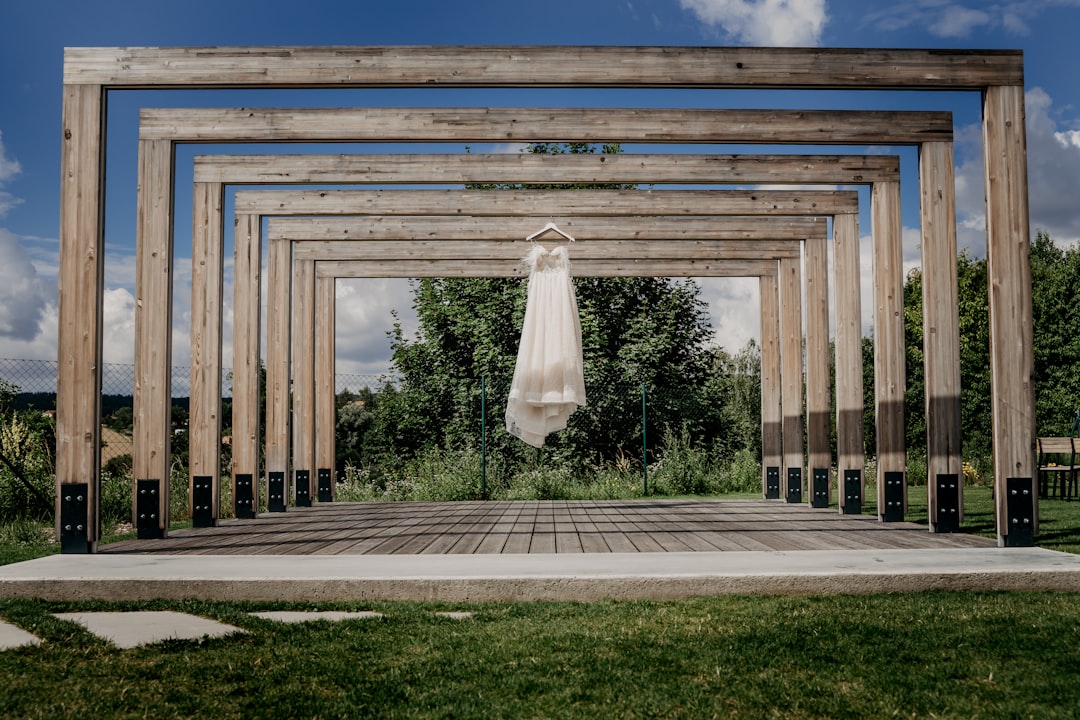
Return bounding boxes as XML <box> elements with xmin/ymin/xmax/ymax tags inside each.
<box><xmin>57</xmin><ymin>47</ymin><xmax>1034</xmax><ymax>552</ymax></box>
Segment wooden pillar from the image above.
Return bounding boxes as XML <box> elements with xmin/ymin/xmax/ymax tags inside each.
<box><xmin>132</xmin><ymin>138</ymin><xmax>175</xmax><ymax>538</ymax></box>
<box><xmin>759</xmin><ymin>272</ymin><xmax>782</xmax><ymax>498</ymax></box>
<box><xmin>315</xmin><ymin>275</ymin><xmax>337</xmax><ymax>497</ymax></box>
<box><xmin>872</xmin><ymin>180</ymin><xmax>908</xmax><ymax>519</ymax></box>
<box><xmin>231</xmin><ymin>211</ymin><xmax>262</xmax><ymax>516</ymax></box>
<box><xmin>189</xmin><ymin>181</ymin><xmax>224</xmax><ymax>525</ymax></box>
<box><xmin>291</xmin><ymin>258</ymin><xmax>316</xmax><ymax>506</ymax></box>
<box><xmin>804</xmin><ymin>236</ymin><xmax>831</xmax><ymax>507</ymax></box>
<box><xmin>779</xmin><ymin>257</ymin><xmax>804</xmax><ymax>503</ymax></box>
<box><xmin>920</xmin><ymin>140</ymin><xmax>963</xmax><ymax>531</ymax></box>
<box><xmin>265</xmin><ymin>237</ymin><xmax>292</xmax><ymax>509</ymax></box>
<box><xmin>56</xmin><ymin>83</ymin><xmax>105</xmax><ymax>552</ymax></box>
<box><xmin>834</xmin><ymin>212</ymin><xmax>864</xmax><ymax>513</ymax></box>
<box><xmin>983</xmin><ymin>85</ymin><xmax>1037</xmax><ymax>546</ymax></box>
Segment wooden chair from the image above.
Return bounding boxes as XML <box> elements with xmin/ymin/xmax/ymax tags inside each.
<box><xmin>1037</xmin><ymin>437</ymin><xmax>1079</xmax><ymax>500</ymax></box>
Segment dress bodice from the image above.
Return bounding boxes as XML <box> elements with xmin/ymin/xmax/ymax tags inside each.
<box><xmin>525</xmin><ymin>244</ymin><xmax>570</xmax><ymax>274</ymax></box>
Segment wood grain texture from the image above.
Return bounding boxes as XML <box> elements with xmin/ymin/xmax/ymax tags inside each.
<box><xmin>231</xmin><ymin>211</ymin><xmax>262</xmax><ymax>506</ymax></box>
<box><xmin>265</xmin><ymin>237</ymin><xmax>292</xmax><ymax>492</ymax></box>
<box><xmin>759</xmin><ymin>273</ymin><xmax>782</xmax><ymax>494</ymax></box>
<box><xmin>194</xmin><ymin>152</ymin><xmax>901</xmax><ymax>185</ymax></box>
<box><xmin>133</xmin><ymin>139</ymin><xmax>174</xmax><ymax>534</ymax></box>
<box><xmin>805</xmin><ymin>234</ymin><xmax>831</xmax><ymax>496</ymax></box>
<box><xmin>920</xmin><ymin>140</ymin><xmax>963</xmax><ymax>528</ymax></box>
<box><xmin>315</xmin><ymin>275</ymin><xmax>336</xmax><ymax>492</ymax></box>
<box><xmin>55</xmin><ymin>83</ymin><xmax>105</xmax><ymax>546</ymax></box>
<box><xmin>833</xmin><ymin>212</ymin><xmax>864</xmax><ymax>504</ymax></box>
<box><xmin>65</xmin><ymin>46</ymin><xmax>1023</xmax><ymax>89</ymax></box>
<box><xmin>141</xmin><ymin>106</ymin><xmax>952</xmax><ymax>145</ymax></box>
<box><xmin>872</xmin><ymin>180</ymin><xmax>907</xmax><ymax>513</ymax></box>
<box><xmin>189</xmin><ymin>181</ymin><xmax>225</xmax><ymax>519</ymax></box>
<box><xmin>315</xmin><ymin>258</ymin><xmax>781</xmax><ymax>279</ymax></box>
<box><xmin>779</xmin><ymin>257</ymin><xmax>804</xmax><ymax>484</ymax></box>
<box><xmin>291</xmin><ymin>259</ymin><xmax>316</xmax><ymax>480</ymax></box>
<box><xmin>234</xmin><ymin>189</ymin><xmax>859</xmax><ymax>216</ymax></box>
<box><xmin>290</xmin><ymin>239</ymin><xmax>802</xmax><ymax>262</ymax></box>
<box><xmin>984</xmin><ymin>85</ymin><xmax>1037</xmax><ymax>541</ymax></box>
<box><xmin>269</xmin><ymin>216</ymin><xmax>828</xmax><ymax>241</ymax></box>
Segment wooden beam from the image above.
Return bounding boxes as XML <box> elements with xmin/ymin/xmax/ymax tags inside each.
<box><xmin>315</xmin><ymin>258</ymin><xmax>781</xmax><ymax>279</ymax></box>
<box><xmin>779</xmin><ymin>257</ymin><xmax>804</xmax><ymax>502</ymax></box>
<box><xmin>132</xmin><ymin>138</ymin><xmax>174</xmax><ymax>538</ymax></box>
<box><xmin>270</xmin><ymin>216</ymin><xmax>827</xmax><ymax>242</ymax></box>
<box><xmin>234</xmin><ymin>189</ymin><xmax>859</xmax><ymax>216</ymax></box>
<box><xmin>66</xmin><ymin>46</ymin><xmax>1022</xmax><ymax>89</ymax></box>
<box><xmin>230</xmin><ymin>211</ymin><xmax>262</xmax><ymax>513</ymax></box>
<box><xmin>315</xmin><ymin>275</ymin><xmax>336</xmax><ymax>495</ymax></box>
<box><xmin>984</xmin><ymin>85</ymin><xmax>1037</xmax><ymax>545</ymax></box>
<box><xmin>834</xmin><ymin>212</ymin><xmax>865</xmax><ymax>511</ymax></box>
<box><xmin>265</xmin><ymin>237</ymin><xmax>292</xmax><ymax>506</ymax></box>
<box><xmin>805</xmin><ymin>234</ymin><xmax>831</xmax><ymax>505</ymax></box>
<box><xmin>290</xmin><ymin>239</ymin><xmax>803</xmax><ymax>262</ymax></box>
<box><xmin>195</xmin><ymin>152</ymin><xmax>901</xmax><ymax>185</ymax></box>
<box><xmin>291</xmin><ymin>258</ymin><xmax>316</xmax><ymax>501</ymax></box>
<box><xmin>142</xmin><ymin>107</ymin><xmax>952</xmax><ymax>145</ymax></box>
<box><xmin>189</xmin><ymin>181</ymin><xmax>225</xmax><ymax>523</ymax></box>
<box><xmin>920</xmin><ymin>140</ymin><xmax>963</xmax><ymax>531</ymax></box>
<box><xmin>55</xmin><ymin>83</ymin><xmax>105</xmax><ymax>551</ymax></box>
<box><xmin>872</xmin><ymin>180</ymin><xmax>908</xmax><ymax>518</ymax></box>
<box><xmin>759</xmin><ymin>272</ymin><xmax>782</xmax><ymax>498</ymax></box>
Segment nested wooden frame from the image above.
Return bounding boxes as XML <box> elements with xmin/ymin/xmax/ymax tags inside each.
<box><xmin>190</xmin><ymin>150</ymin><xmax>902</xmax><ymax>520</ymax></box>
<box><xmin>58</xmin><ymin>46</ymin><xmax>1032</xmax><ymax>552</ymax></box>
<box><xmin>282</xmin><ymin>237</ymin><xmax>804</xmax><ymax>507</ymax></box>
<box><xmin>235</xmin><ymin>188</ymin><xmax>855</xmax><ymax>528</ymax></box>
<box><xmin>163</xmin><ymin>107</ymin><xmax>941</xmax><ymax>540</ymax></box>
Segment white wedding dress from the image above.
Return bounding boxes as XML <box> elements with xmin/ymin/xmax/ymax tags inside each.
<box><xmin>505</xmin><ymin>243</ymin><xmax>586</xmax><ymax>448</ymax></box>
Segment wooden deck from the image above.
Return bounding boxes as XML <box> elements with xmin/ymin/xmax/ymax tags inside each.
<box><xmin>103</xmin><ymin>500</ymin><xmax>996</xmax><ymax>555</ymax></box>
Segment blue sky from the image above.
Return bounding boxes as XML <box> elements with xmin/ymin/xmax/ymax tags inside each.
<box><xmin>1</xmin><ymin>0</ymin><xmax>1079</xmax><ymax>382</ymax></box>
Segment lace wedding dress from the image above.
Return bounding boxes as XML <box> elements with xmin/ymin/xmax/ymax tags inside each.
<box><xmin>505</xmin><ymin>243</ymin><xmax>586</xmax><ymax>447</ymax></box>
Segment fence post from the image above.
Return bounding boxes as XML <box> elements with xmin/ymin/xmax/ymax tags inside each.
<box><xmin>642</xmin><ymin>382</ymin><xmax>648</xmax><ymax>496</ymax></box>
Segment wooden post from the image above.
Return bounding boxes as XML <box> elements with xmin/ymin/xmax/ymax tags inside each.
<box><xmin>983</xmin><ymin>85</ymin><xmax>1037</xmax><ymax>545</ymax></box>
<box><xmin>231</xmin><ymin>211</ymin><xmax>262</xmax><ymax>515</ymax></box>
<box><xmin>190</xmin><ymin>181</ymin><xmax>224</xmax><ymax>524</ymax></box>
<box><xmin>132</xmin><ymin>138</ymin><xmax>174</xmax><ymax>538</ymax></box>
<box><xmin>872</xmin><ymin>180</ymin><xmax>908</xmax><ymax>518</ymax></box>
<box><xmin>291</xmin><ymin>258</ymin><xmax>316</xmax><ymax>505</ymax></box>
<box><xmin>804</xmin><ymin>235</ymin><xmax>831</xmax><ymax>507</ymax></box>
<box><xmin>315</xmin><ymin>275</ymin><xmax>337</xmax><ymax>496</ymax></box>
<box><xmin>833</xmin><ymin>212</ymin><xmax>864</xmax><ymax>512</ymax></box>
<box><xmin>759</xmin><ymin>272</ymin><xmax>783</xmax><ymax>498</ymax></box>
<box><xmin>266</xmin><ymin>237</ymin><xmax>292</xmax><ymax>508</ymax></box>
<box><xmin>56</xmin><ymin>83</ymin><xmax>105</xmax><ymax>552</ymax></box>
<box><xmin>920</xmin><ymin>140</ymin><xmax>964</xmax><ymax>531</ymax></box>
<box><xmin>779</xmin><ymin>257</ymin><xmax>804</xmax><ymax>503</ymax></box>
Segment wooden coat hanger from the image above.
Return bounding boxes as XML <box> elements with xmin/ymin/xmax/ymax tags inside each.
<box><xmin>526</xmin><ymin>221</ymin><xmax>575</xmax><ymax>243</ymax></box>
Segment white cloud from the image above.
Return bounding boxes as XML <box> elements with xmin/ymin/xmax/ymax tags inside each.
<box><xmin>865</xmin><ymin>1</ymin><xmax>1080</xmax><ymax>38</ymax></box>
<box><xmin>954</xmin><ymin>87</ymin><xmax>1080</xmax><ymax>249</ymax></box>
<box><xmin>332</xmin><ymin>278</ymin><xmax>417</xmax><ymax>377</ymax></box>
<box><xmin>0</xmin><ymin>229</ymin><xmax>49</xmax><ymax>342</ymax></box>
<box><xmin>0</xmin><ymin>130</ymin><xmax>23</xmax><ymax>218</ymax></box>
<box><xmin>699</xmin><ymin>277</ymin><xmax>761</xmax><ymax>351</ymax></box>
<box><xmin>680</xmin><ymin>0</ymin><xmax>827</xmax><ymax>46</ymax></box>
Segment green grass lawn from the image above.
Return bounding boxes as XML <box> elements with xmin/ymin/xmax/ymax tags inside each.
<box><xmin>1</xmin><ymin>592</ymin><xmax>1080</xmax><ymax>719</ymax></box>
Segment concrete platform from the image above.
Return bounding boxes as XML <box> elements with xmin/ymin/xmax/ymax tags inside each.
<box><xmin>52</xmin><ymin>611</ymin><xmax>243</xmax><ymax>649</ymax></box>
<box><xmin>0</xmin><ymin>618</ymin><xmax>41</xmax><ymax>650</ymax></box>
<box><xmin>3</xmin><ymin>547</ymin><xmax>1080</xmax><ymax>602</ymax></box>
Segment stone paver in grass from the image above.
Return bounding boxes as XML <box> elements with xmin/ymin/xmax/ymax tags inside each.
<box><xmin>0</xmin><ymin>619</ymin><xmax>40</xmax><ymax>650</ymax></box>
<box><xmin>251</xmin><ymin>611</ymin><xmax>384</xmax><ymax>623</ymax></box>
<box><xmin>53</xmin><ymin>611</ymin><xmax>243</xmax><ymax>650</ymax></box>
<box><xmin>434</xmin><ymin>611</ymin><xmax>474</xmax><ymax>620</ymax></box>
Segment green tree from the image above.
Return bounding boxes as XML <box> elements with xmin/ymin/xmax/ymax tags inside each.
<box><xmin>1030</xmin><ymin>229</ymin><xmax>1080</xmax><ymax>435</ymax></box>
<box><xmin>363</xmin><ymin>143</ymin><xmax>722</xmax><ymax>473</ymax></box>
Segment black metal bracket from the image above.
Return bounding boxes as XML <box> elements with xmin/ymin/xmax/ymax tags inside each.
<box><xmin>136</xmin><ymin>479</ymin><xmax>164</xmax><ymax>539</ymax></box>
<box><xmin>268</xmin><ymin>471</ymin><xmax>287</xmax><ymax>513</ymax></box>
<box><xmin>234</xmin><ymin>473</ymin><xmax>255</xmax><ymax>519</ymax></box>
<box><xmin>935</xmin><ymin>473</ymin><xmax>960</xmax><ymax>533</ymax></box>
<box><xmin>843</xmin><ymin>470</ymin><xmax>862</xmax><ymax>515</ymax></box>
<box><xmin>882</xmin><ymin>471</ymin><xmax>905</xmax><ymax>522</ymax></box>
<box><xmin>1005</xmin><ymin>477</ymin><xmax>1035</xmax><ymax>547</ymax></box>
<box><xmin>192</xmin><ymin>475</ymin><xmax>215</xmax><ymax>528</ymax></box>
<box><xmin>765</xmin><ymin>466</ymin><xmax>780</xmax><ymax>499</ymax></box>
<box><xmin>318</xmin><ymin>468</ymin><xmax>333</xmax><ymax>502</ymax></box>
<box><xmin>786</xmin><ymin>467</ymin><xmax>802</xmax><ymax>504</ymax></box>
<box><xmin>59</xmin><ymin>483</ymin><xmax>90</xmax><ymax>554</ymax></box>
<box><xmin>811</xmin><ymin>468</ymin><xmax>829</xmax><ymax>508</ymax></box>
<box><xmin>295</xmin><ymin>470</ymin><xmax>311</xmax><ymax>507</ymax></box>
